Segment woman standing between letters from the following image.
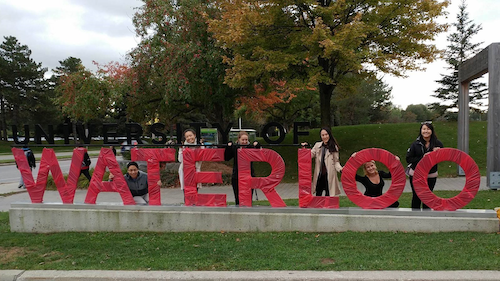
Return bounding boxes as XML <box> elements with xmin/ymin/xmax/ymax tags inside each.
<box><xmin>302</xmin><ymin>127</ymin><xmax>343</xmax><ymax>196</ymax></box>
<box><xmin>178</xmin><ymin>129</ymin><xmax>203</xmax><ymax>191</ymax></box>
<box><xmin>224</xmin><ymin>131</ymin><xmax>260</xmax><ymax>205</ymax></box>
<box><xmin>406</xmin><ymin>121</ymin><xmax>444</xmax><ymax>210</ymax></box>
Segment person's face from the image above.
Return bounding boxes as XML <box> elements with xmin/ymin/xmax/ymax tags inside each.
<box><xmin>127</xmin><ymin>165</ymin><xmax>139</xmax><ymax>179</ymax></box>
<box><xmin>364</xmin><ymin>162</ymin><xmax>377</xmax><ymax>175</ymax></box>
<box><xmin>320</xmin><ymin>130</ymin><xmax>330</xmax><ymax>144</ymax></box>
<box><xmin>421</xmin><ymin>125</ymin><xmax>432</xmax><ymax>139</ymax></box>
<box><xmin>184</xmin><ymin>131</ymin><xmax>196</xmax><ymax>144</ymax></box>
<box><xmin>239</xmin><ymin>134</ymin><xmax>249</xmax><ymax>145</ymax></box>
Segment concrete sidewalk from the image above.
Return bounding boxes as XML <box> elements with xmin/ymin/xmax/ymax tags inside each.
<box><xmin>1</xmin><ymin>270</ymin><xmax>500</xmax><ymax>281</ymax></box>
<box><xmin>0</xmin><ymin>176</ymin><xmax>495</xmax><ymax>212</ymax></box>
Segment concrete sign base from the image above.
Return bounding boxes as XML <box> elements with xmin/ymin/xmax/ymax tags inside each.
<box><xmin>9</xmin><ymin>203</ymin><xmax>499</xmax><ymax>233</ymax></box>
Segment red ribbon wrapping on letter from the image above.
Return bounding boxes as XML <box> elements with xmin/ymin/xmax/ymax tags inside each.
<box><xmin>238</xmin><ymin>148</ymin><xmax>286</xmax><ymax>207</ymax></box>
<box><xmin>413</xmin><ymin>148</ymin><xmax>480</xmax><ymax>211</ymax></box>
<box><xmin>341</xmin><ymin>148</ymin><xmax>405</xmax><ymax>209</ymax></box>
<box><xmin>183</xmin><ymin>148</ymin><xmax>226</xmax><ymax>206</ymax></box>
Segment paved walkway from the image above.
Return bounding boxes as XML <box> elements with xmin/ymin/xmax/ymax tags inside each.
<box><xmin>0</xmin><ymin>150</ymin><xmax>101</xmax><ymax>163</ymax></box>
<box><xmin>2</xmin><ymin>270</ymin><xmax>500</xmax><ymax>281</ymax></box>
<box><xmin>0</xmin><ymin>176</ymin><xmax>495</xmax><ymax>212</ymax></box>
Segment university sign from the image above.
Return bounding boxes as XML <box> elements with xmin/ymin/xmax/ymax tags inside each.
<box><xmin>12</xmin><ymin>146</ymin><xmax>481</xmax><ymax>211</ymax></box>
<box><xmin>9</xmin><ymin>121</ymin><xmax>311</xmax><ymax>145</ymax></box>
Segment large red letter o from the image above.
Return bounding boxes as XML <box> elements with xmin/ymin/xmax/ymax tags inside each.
<box><xmin>413</xmin><ymin>148</ymin><xmax>480</xmax><ymax>211</ymax></box>
<box><xmin>341</xmin><ymin>148</ymin><xmax>405</xmax><ymax>209</ymax></box>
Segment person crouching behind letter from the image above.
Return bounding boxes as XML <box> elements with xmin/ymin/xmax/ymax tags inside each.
<box><xmin>109</xmin><ymin>161</ymin><xmax>159</xmax><ymax>205</ymax></box>
<box><xmin>302</xmin><ymin>127</ymin><xmax>343</xmax><ymax>196</ymax></box>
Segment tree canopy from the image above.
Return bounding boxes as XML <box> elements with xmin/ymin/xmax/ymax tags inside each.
<box><xmin>0</xmin><ymin>36</ymin><xmax>50</xmax><ymax>140</ymax></box>
<box><xmin>209</xmin><ymin>0</ymin><xmax>449</xmax><ymax>127</ymax></box>
<box><xmin>53</xmin><ymin>61</ymin><xmax>123</xmax><ymax>124</ymax></box>
<box><xmin>127</xmin><ymin>0</ymin><xmax>242</xmax><ymax>127</ymax></box>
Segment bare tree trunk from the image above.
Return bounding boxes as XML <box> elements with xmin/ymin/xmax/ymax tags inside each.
<box><xmin>72</xmin><ymin>121</ymin><xmax>79</xmax><ymax>145</ymax></box>
<box><xmin>318</xmin><ymin>53</ymin><xmax>336</xmax><ymax>128</ymax></box>
<box><xmin>1</xmin><ymin>95</ymin><xmax>7</xmax><ymax>141</ymax></box>
<box><xmin>319</xmin><ymin>82</ymin><xmax>334</xmax><ymax>128</ymax></box>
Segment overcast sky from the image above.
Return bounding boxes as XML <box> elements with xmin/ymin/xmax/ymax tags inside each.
<box><xmin>1</xmin><ymin>0</ymin><xmax>499</xmax><ymax>109</ymax></box>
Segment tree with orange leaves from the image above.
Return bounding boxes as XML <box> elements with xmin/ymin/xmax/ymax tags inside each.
<box><xmin>209</xmin><ymin>0</ymin><xmax>449</xmax><ymax>127</ymax></box>
<box><xmin>54</xmin><ymin>61</ymin><xmax>131</xmax><ymax>139</ymax></box>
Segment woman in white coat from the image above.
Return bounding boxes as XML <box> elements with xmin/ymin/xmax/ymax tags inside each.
<box><xmin>303</xmin><ymin>127</ymin><xmax>343</xmax><ymax>196</ymax></box>
<box><xmin>178</xmin><ymin>129</ymin><xmax>203</xmax><ymax>191</ymax></box>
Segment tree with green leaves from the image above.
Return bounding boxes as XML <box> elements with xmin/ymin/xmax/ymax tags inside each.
<box><xmin>404</xmin><ymin>104</ymin><xmax>433</xmax><ymax>122</ymax></box>
<box><xmin>128</xmin><ymin>0</ymin><xmax>242</xmax><ymax>127</ymax></box>
<box><xmin>334</xmin><ymin>74</ymin><xmax>393</xmax><ymax>125</ymax></box>
<box><xmin>54</xmin><ymin>61</ymin><xmax>121</xmax><ymax>143</ymax></box>
<box><xmin>0</xmin><ymin>36</ymin><xmax>48</xmax><ymax>140</ymax></box>
<box><xmin>433</xmin><ymin>0</ymin><xmax>486</xmax><ymax>110</ymax></box>
<box><xmin>53</xmin><ymin>57</ymin><xmax>84</xmax><ymax>77</ymax></box>
<box><xmin>209</xmin><ymin>0</ymin><xmax>449</xmax><ymax>127</ymax></box>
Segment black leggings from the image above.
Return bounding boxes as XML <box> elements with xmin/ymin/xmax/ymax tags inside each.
<box><xmin>316</xmin><ymin>174</ymin><xmax>330</xmax><ymax>196</ymax></box>
<box><xmin>80</xmin><ymin>169</ymin><xmax>92</xmax><ymax>181</ymax></box>
<box><xmin>409</xmin><ymin>176</ymin><xmax>437</xmax><ymax>209</ymax></box>
<box><xmin>232</xmin><ymin>178</ymin><xmax>239</xmax><ymax>205</ymax></box>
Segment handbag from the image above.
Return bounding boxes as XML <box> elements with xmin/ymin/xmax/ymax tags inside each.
<box><xmin>405</xmin><ymin>164</ymin><xmax>414</xmax><ymax>177</ymax></box>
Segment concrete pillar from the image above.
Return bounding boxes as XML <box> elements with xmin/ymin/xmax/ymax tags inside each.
<box><xmin>458</xmin><ymin>43</ymin><xmax>497</xmax><ymax>189</ymax></box>
<box><xmin>457</xmin><ymin>80</ymin><xmax>469</xmax><ymax>176</ymax></box>
<box><xmin>487</xmin><ymin>44</ymin><xmax>500</xmax><ymax>189</ymax></box>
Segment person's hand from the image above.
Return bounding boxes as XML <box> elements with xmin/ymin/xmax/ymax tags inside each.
<box><xmin>395</xmin><ymin>156</ymin><xmax>400</xmax><ymax>161</ymax></box>
<box><xmin>351</xmin><ymin>152</ymin><xmax>357</xmax><ymax>158</ymax></box>
<box><xmin>227</xmin><ymin>141</ymin><xmax>233</xmax><ymax>147</ymax></box>
<box><xmin>109</xmin><ymin>173</ymin><xmax>115</xmax><ymax>180</ymax></box>
<box><xmin>301</xmin><ymin>142</ymin><xmax>308</xmax><ymax>147</ymax></box>
<box><xmin>253</xmin><ymin>141</ymin><xmax>258</xmax><ymax>147</ymax></box>
<box><xmin>157</xmin><ymin>180</ymin><xmax>162</xmax><ymax>186</ymax></box>
<box><xmin>433</xmin><ymin>147</ymin><xmax>441</xmax><ymax>152</ymax></box>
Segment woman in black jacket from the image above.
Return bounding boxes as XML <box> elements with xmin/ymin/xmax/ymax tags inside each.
<box><xmin>351</xmin><ymin>154</ymin><xmax>400</xmax><ymax>208</ymax></box>
<box><xmin>406</xmin><ymin>122</ymin><xmax>444</xmax><ymax>210</ymax></box>
<box><xmin>224</xmin><ymin>131</ymin><xmax>260</xmax><ymax>205</ymax></box>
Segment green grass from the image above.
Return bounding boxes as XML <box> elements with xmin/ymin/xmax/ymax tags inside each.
<box><xmin>253</xmin><ymin>121</ymin><xmax>487</xmax><ymax>181</ymax></box>
<box><xmin>0</xmin><ymin>211</ymin><xmax>499</xmax><ymax>270</ymax></box>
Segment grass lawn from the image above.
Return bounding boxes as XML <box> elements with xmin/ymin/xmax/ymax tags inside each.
<box><xmin>1</xmin><ymin>190</ymin><xmax>499</xmax><ymax>271</ymax></box>
<box><xmin>1</xmin><ymin>210</ymin><xmax>499</xmax><ymax>271</ymax></box>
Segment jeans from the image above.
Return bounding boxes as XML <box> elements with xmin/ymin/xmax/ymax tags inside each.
<box><xmin>409</xmin><ymin>176</ymin><xmax>437</xmax><ymax>209</ymax></box>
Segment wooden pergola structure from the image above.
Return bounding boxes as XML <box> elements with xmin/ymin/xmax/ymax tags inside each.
<box><xmin>458</xmin><ymin>43</ymin><xmax>500</xmax><ymax>189</ymax></box>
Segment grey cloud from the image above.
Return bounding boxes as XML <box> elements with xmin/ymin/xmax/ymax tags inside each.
<box><xmin>0</xmin><ymin>0</ymin><xmax>139</xmax><ymax>73</ymax></box>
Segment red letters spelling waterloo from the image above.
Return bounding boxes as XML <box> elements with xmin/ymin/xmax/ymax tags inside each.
<box><xmin>12</xmin><ymin>147</ymin><xmax>481</xmax><ymax>211</ymax></box>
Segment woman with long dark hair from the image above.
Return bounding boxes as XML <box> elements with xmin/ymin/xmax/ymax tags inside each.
<box><xmin>224</xmin><ymin>131</ymin><xmax>260</xmax><ymax>205</ymax></box>
<box><xmin>303</xmin><ymin>127</ymin><xmax>343</xmax><ymax>196</ymax></box>
<box><xmin>406</xmin><ymin>121</ymin><xmax>444</xmax><ymax>210</ymax></box>
<box><xmin>178</xmin><ymin>129</ymin><xmax>203</xmax><ymax>191</ymax></box>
